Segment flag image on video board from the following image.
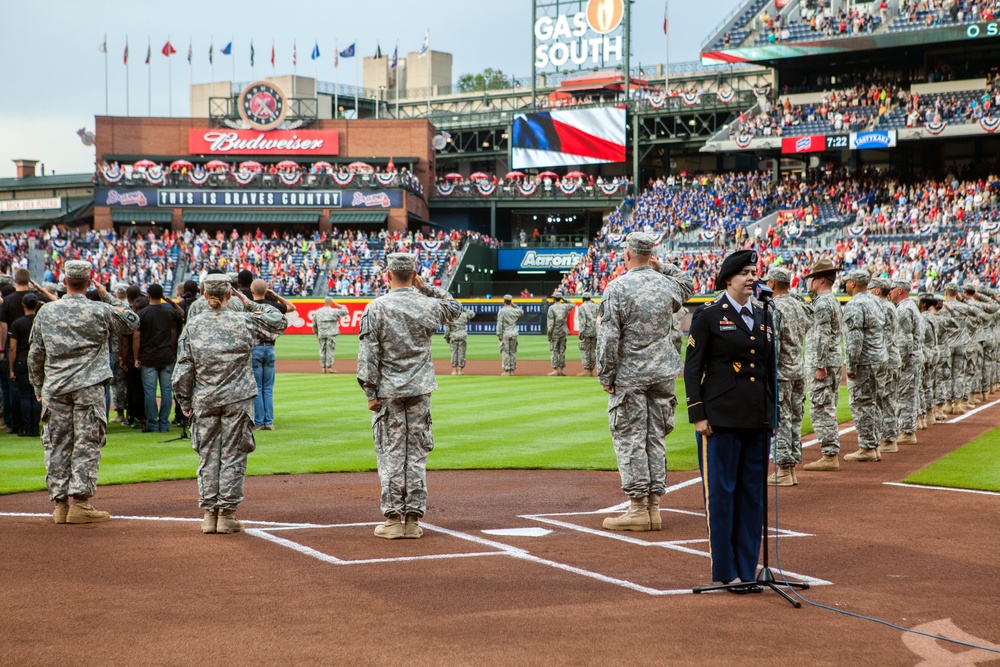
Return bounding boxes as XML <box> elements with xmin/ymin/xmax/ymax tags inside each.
<box><xmin>511</xmin><ymin>106</ymin><xmax>626</xmax><ymax>169</ymax></box>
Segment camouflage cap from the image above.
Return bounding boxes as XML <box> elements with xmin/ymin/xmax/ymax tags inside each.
<box><xmin>942</xmin><ymin>282</ymin><xmax>959</xmax><ymax>291</ymax></box>
<box><xmin>112</xmin><ymin>282</ymin><xmax>130</xmax><ymax>294</ymax></box>
<box><xmin>0</xmin><ymin>275</ymin><xmax>12</xmax><ymax>285</ymax></box>
<box><xmin>63</xmin><ymin>260</ymin><xmax>93</xmax><ymax>280</ymax></box>
<box><xmin>552</xmin><ymin>291</ymin><xmax>565</xmax><ymax>299</ymax></box>
<box><xmin>582</xmin><ymin>293</ymin><xmax>592</xmax><ymax>299</ymax></box>
<box><xmin>890</xmin><ymin>279</ymin><xmax>911</xmax><ymax>291</ymax></box>
<box><xmin>625</xmin><ymin>232</ymin><xmax>655</xmax><ymax>255</ymax></box>
<box><xmin>869</xmin><ymin>277</ymin><xmax>890</xmax><ymax>291</ymax></box>
<box><xmin>387</xmin><ymin>252</ymin><xmax>417</xmax><ymax>272</ymax></box>
<box><xmin>963</xmin><ymin>284</ymin><xmax>977</xmax><ymax>293</ymax></box>
<box><xmin>503</xmin><ymin>294</ymin><xmax>513</xmax><ymax>301</ymax></box>
<box><xmin>844</xmin><ymin>269</ymin><xmax>870</xmax><ymax>285</ymax></box>
<box><xmin>202</xmin><ymin>273</ymin><xmax>233</xmax><ymax>296</ymax></box>
<box><xmin>764</xmin><ymin>266</ymin><xmax>792</xmax><ymax>283</ymax></box>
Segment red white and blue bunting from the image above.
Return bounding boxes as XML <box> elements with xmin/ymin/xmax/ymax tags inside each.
<box><xmin>144</xmin><ymin>166</ymin><xmax>166</xmax><ymax>185</ymax></box>
<box><xmin>917</xmin><ymin>224</ymin><xmax>933</xmax><ymax>235</ymax></box>
<box><xmin>753</xmin><ymin>87</ymin><xmax>771</xmax><ymax>97</ymax></box>
<box><xmin>698</xmin><ymin>229</ymin><xmax>718</xmax><ymax>242</ymax></box>
<box><xmin>978</xmin><ymin>117</ymin><xmax>1000</xmax><ymax>133</ymax></box>
<box><xmin>435</xmin><ymin>182</ymin><xmax>455</xmax><ymax>197</ymax></box>
<box><xmin>375</xmin><ymin>173</ymin><xmax>397</xmax><ymax>187</ymax></box>
<box><xmin>332</xmin><ymin>172</ymin><xmax>354</xmax><ymax>186</ymax></box>
<box><xmin>606</xmin><ymin>233</ymin><xmax>624</xmax><ymax>246</ymax></box>
<box><xmin>598</xmin><ymin>182</ymin><xmax>620</xmax><ymax>196</ymax></box>
<box><xmin>188</xmin><ymin>170</ymin><xmax>210</xmax><ymax>186</ymax></box>
<box><xmin>680</xmin><ymin>92</ymin><xmax>701</xmax><ymax>107</ymax></box>
<box><xmin>734</xmin><ymin>134</ymin><xmax>754</xmax><ymax>148</ymax></box>
<box><xmin>558</xmin><ymin>181</ymin><xmax>580</xmax><ymax>195</ymax></box>
<box><xmin>232</xmin><ymin>170</ymin><xmax>257</xmax><ymax>186</ymax></box>
<box><xmin>716</xmin><ymin>89</ymin><xmax>736</xmax><ymax>104</ymax></box>
<box><xmin>846</xmin><ymin>224</ymin><xmax>867</xmax><ymax>237</ymax></box>
<box><xmin>649</xmin><ymin>232</ymin><xmax>665</xmax><ymax>245</ymax></box>
<box><xmin>981</xmin><ymin>221</ymin><xmax>1000</xmax><ymax>234</ymax></box>
<box><xmin>101</xmin><ymin>164</ymin><xmax>123</xmax><ymax>183</ymax></box>
<box><xmin>421</xmin><ymin>240</ymin><xmax>444</xmax><ymax>252</ymax></box>
<box><xmin>924</xmin><ymin>120</ymin><xmax>948</xmax><ymax>135</ymax></box>
<box><xmin>647</xmin><ymin>91</ymin><xmax>668</xmax><ymax>109</ymax></box>
<box><xmin>278</xmin><ymin>171</ymin><xmax>302</xmax><ymax>187</ymax></box>
<box><xmin>517</xmin><ymin>181</ymin><xmax>539</xmax><ymax>197</ymax></box>
<box><xmin>475</xmin><ymin>182</ymin><xmax>496</xmax><ymax>196</ymax></box>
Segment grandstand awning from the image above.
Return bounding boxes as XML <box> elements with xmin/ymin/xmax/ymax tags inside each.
<box><xmin>181</xmin><ymin>211</ymin><xmax>321</xmax><ymax>225</ymax></box>
<box><xmin>111</xmin><ymin>209</ymin><xmax>174</xmax><ymax>224</ymax></box>
<box><xmin>326</xmin><ymin>212</ymin><xmax>387</xmax><ymax>225</ymax></box>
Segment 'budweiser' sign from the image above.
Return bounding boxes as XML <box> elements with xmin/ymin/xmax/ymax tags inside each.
<box><xmin>188</xmin><ymin>129</ymin><xmax>339</xmax><ymax>155</ymax></box>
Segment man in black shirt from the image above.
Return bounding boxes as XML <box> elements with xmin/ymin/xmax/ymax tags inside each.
<box><xmin>133</xmin><ymin>284</ymin><xmax>185</xmax><ymax>432</ymax></box>
<box><xmin>0</xmin><ymin>270</ymin><xmax>55</xmax><ymax>434</ymax></box>
<box><xmin>8</xmin><ymin>293</ymin><xmax>41</xmax><ymax>436</ymax></box>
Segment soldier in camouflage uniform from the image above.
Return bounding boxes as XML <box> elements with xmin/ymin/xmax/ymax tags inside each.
<box><xmin>109</xmin><ymin>283</ymin><xmax>130</xmax><ymax>422</ymax></box>
<box><xmin>841</xmin><ymin>269</ymin><xmax>887</xmax><ymax>462</ymax></box>
<box><xmin>941</xmin><ymin>283</ymin><xmax>973</xmax><ymax>414</ymax></box>
<box><xmin>764</xmin><ymin>267</ymin><xmax>812</xmax><ymax>486</ymax></box>
<box><xmin>869</xmin><ymin>277</ymin><xmax>901</xmax><ymax>453</ymax></box>
<box><xmin>597</xmin><ymin>233</ymin><xmax>694</xmax><ymax>532</ymax></box>
<box><xmin>312</xmin><ymin>297</ymin><xmax>349</xmax><ymax>373</ymax></box>
<box><xmin>172</xmin><ymin>275</ymin><xmax>288</xmax><ymax>534</ymax></box>
<box><xmin>965</xmin><ymin>285</ymin><xmax>996</xmax><ymax>403</ymax></box>
<box><xmin>802</xmin><ymin>260</ymin><xmax>844</xmax><ymax>472</ymax></box>
<box><xmin>357</xmin><ymin>253</ymin><xmax>462</xmax><ymax>540</ymax></box>
<box><xmin>27</xmin><ymin>261</ymin><xmax>140</xmax><ymax>525</ymax></box>
<box><xmin>444</xmin><ymin>306</ymin><xmax>477</xmax><ymax>375</ymax></box>
<box><xmin>546</xmin><ymin>293</ymin><xmax>575</xmax><ymax>376</ymax></box>
<box><xmin>575</xmin><ymin>294</ymin><xmax>600</xmax><ymax>376</ymax></box>
<box><xmin>496</xmin><ymin>295</ymin><xmax>524</xmax><ymax>376</ymax></box>
<box><xmin>670</xmin><ymin>306</ymin><xmax>688</xmax><ymax>356</ymax></box>
<box><xmin>889</xmin><ymin>279</ymin><xmax>923</xmax><ymax>445</ymax></box>
<box><xmin>185</xmin><ymin>275</ymin><xmax>245</xmax><ymax>321</ymax></box>
<box><xmin>917</xmin><ymin>293</ymin><xmax>940</xmax><ymax>427</ymax></box>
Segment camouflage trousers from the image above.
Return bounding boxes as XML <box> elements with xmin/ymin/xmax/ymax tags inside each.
<box><xmin>111</xmin><ymin>363</ymin><xmax>128</xmax><ymax>413</ymax></box>
<box><xmin>807</xmin><ymin>366</ymin><xmax>841</xmax><ymax>457</ymax></box>
<box><xmin>449</xmin><ymin>338</ymin><xmax>468</xmax><ymax>368</ymax></box>
<box><xmin>372</xmin><ymin>394</ymin><xmax>434</xmax><ymax>517</ymax></box>
<box><xmin>41</xmin><ymin>384</ymin><xmax>108</xmax><ymax>501</ymax></box>
<box><xmin>775</xmin><ymin>375</ymin><xmax>806</xmax><ymax>466</ymax></box>
<box><xmin>317</xmin><ymin>336</ymin><xmax>338</xmax><ymax>369</ymax></box>
<box><xmin>192</xmin><ymin>398</ymin><xmax>256</xmax><ymax>511</ymax></box>
<box><xmin>500</xmin><ymin>336</ymin><xmax>518</xmax><ymax>372</ymax></box>
<box><xmin>846</xmin><ymin>366</ymin><xmax>881</xmax><ymax>450</ymax></box>
<box><xmin>877</xmin><ymin>363</ymin><xmax>900</xmax><ymax>443</ymax></box>
<box><xmin>950</xmin><ymin>347</ymin><xmax>968</xmax><ymax>400</ymax></box>
<box><xmin>896</xmin><ymin>361</ymin><xmax>921</xmax><ymax>435</ymax></box>
<box><xmin>549</xmin><ymin>335</ymin><xmax>567</xmax><ymax>369</ymax></box>
<box><xmin>967</xmin><ymin>343</ymin><xmax>984</xmax><ymax>394</ymax></box>
<box><xmin>974</xmin><ymin>342</ymin><xmax>990</xmax><ymax>393</ymax></box>
<box><xmin>607</xmin><ymin>381</ymin><xmax>676</xmax><ymax>498</ymax></box>
<box><xmin>578</xmin><ymin>335</ymin><xmax>597</xmax><ymax>370</ymax></box>
<box><xmin>920</xmin><ymin>361</ymin><xmax>935</xmax><ymax>413</ymax></box>
<box><xmin>935</xmin><ymin>348</ymin><xmax>952</xmax><ymax>404</ymax></box>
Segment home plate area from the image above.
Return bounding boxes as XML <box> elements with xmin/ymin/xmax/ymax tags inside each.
<box><xmin>245</xmin><ymin>502</ymin><xmax>832</xmax><ymax>596</ymax></box>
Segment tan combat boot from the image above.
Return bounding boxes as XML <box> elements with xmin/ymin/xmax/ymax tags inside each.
<box><xmin>576</xmin><ymin>370</ymin><xmax>591</xmax><ymax>377</ymax></box>
<box><xmin>602</xmin><ymin>497</ymin><xmax>650</xmax><ymax>532</ymax></box>
<box><xmin>53</xmin><ymin>499</ymin><xmax>69</xmax><ymax>524</ymax></box>
<box><xmin>374</xmin><ymin>515</ymin><xmax>405</xmax><ymax>539</ymax></box>
<box><xmin>767</xmin><ymin>466</ymin><xmax>796</xmax><ymax>486</ymax></box>
<box><xmin>934</xmin><ymin>405</ymin><xmax>948</xmax><ymax>421</ymax></box>
<box><xmin>943</xmin><ymin>400</ymin><xmax>954</xmax><ymax>415</ymax></box>
<box><xmin>403</xmin><ymin>514</ymin><xmax>423</xmax><ymax>539</ymax></box>
<box><xmin>201</xmin><ymin>509</ymin><xmax>218</xmax><ymax>534</ymax></box>
<box><xmin>216</xmin><ymin>510</ymin><xmax>244</xmax><ymax>534</ymax></box>
<box><xmin>547</xmin><ymin>369</ymin><xmax>560</xmax><ymax>376</ymax></box>
<box><xmin>878</xmin><ymin>440</ymin><xmax>899</xmax><ymax>453</ymax></box>
<box><xmin>916</xmin><ymin>414</ymin><xmax>926</xmax><ymax>430</ymax></box>
<box><xmin>896</xmin><ymin>432</ymin><xmax>917</xmax><ymax>445</ymax></box>
<box><xmin>66</xmin><ymin>499</ymin><xmax>111</xmax><ymax>524</ymax></box>
<box><xmin>647</xmin><ymin>494</ymin><xmax>662</xmax><ymax>531</ymax></box>
<box><xmin>803</xmin><ymin>454</ymin><xmax>840</xmax><ymax>471</ymax></box>
<box><xmin>844</xmin><ymin>448</ymin><xmax>880</xmax><ymax>462</ymax></box>
<box><xmin>450</xmin><ymin>367</ymin><xmax>457</xmax><ymax>376</ymax></box>
<box><xmin>458</xmin><ymin>368</ymin><xmax>465</xmax><ymax>376</ymax></box>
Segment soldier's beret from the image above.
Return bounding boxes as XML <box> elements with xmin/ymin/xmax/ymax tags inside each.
<box><xmin>844</xmin><ymin>269</ymin><xmax>871</xmax><ymax>284</ymax></box>
<box><xmin>63</xmin><ymin>260</ymin><xmax>93</xmax><ymax>280</ymax></box>
<box><xmin>387</xmin><ymin>253</ymin><xmax>416</xmax><ymax>272</ymax></box>
<box><xmin>890</xmin><ymin>279</ymin><xmax>911</xmax><ymax>291</ymax></box>
<box><xmin>625</xmin><ymin>232</ymin><xmax>655</xmax><ymax>255</ymax></box>
<box><xmin>942</xmin><ymin>282</ymin><xmax>959</xmax><ymax>291</ymax></box>
<box><xmin>202</xmin><ymin>273</ymin><xmax>232</xmax><ymax>296</ymax></box>
<box><xmin>714</xmin><ymin>249</ymin><xmax>758</xmax><ymax>291</ymax></box>
<box><xmin>502</xmin><ymin>294</ymin><xmax>513</xmax><ymax>301</ymax></box>
<box><xmin>764</xmin><ymin>266</ymin><xmax>792</xmax><ymax>284</ymax></box>
<box><xmin>804</xmin><ymin>258</ymin><xmax>840</xmax><ymax>279</ymax></box>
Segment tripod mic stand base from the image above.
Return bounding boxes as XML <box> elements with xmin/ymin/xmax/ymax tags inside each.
<box><xmin>160</xmin><ymin>425</ymin><xmax>190</xmax><ymax>443</ymax></box>
<box><xmin>692</xmin><ymin>567</ymin><xmax>809</xmax><ymax>608</ymax></box>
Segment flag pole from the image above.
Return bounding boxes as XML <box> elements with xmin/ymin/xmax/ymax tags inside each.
<box><xmin>394</xmin><ymin>40</ymin><xmax>399</xmax><ymax>119</ymax></box>
<box><xmin>126</xmin><ymin>38</ymin><xmax>130</xmax><ymax>117</ymax></box>
<box><xmin>664</xmin><ymin>0</ymin><xmax>670</xmax><ymax>92</ymax></box>
<box><xmin>425</xmin><ymin>29</ymin><xmax>431</xmax><ymax>115</ymax></box>
<box><xmin>103</xmin><ymin>35</ymin><xmax>109</xmax><ymax>115</ymax></box>
<box><xmin>168</xmin><ymin>36</ymin><xmax>173</xmax><ymax>117</ymax></box>
<box><xmin>211</xmin><ymin>36</ymin><xmax>215</xmax><ymax>85</ymax></box>
<box><xmin>147</xmin><ymin>36</ymin><xmax>151</xmax><ymax>117</ymax></box>
<box><xmin>354</xmin><ymin>37</ymin><xmax>359</xmax><ymax>119</ymax></box>
<box><xmin>334</xmin><ymin>40</ymin><xmax>339</xmax><ymax>120</ymax></box>
<box><xmin>231</xmin><ymin>36</ymin><xmax>235</xmax><ymax>89</ymax></box>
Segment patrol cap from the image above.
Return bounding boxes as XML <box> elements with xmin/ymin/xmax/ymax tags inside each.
<box><xmin>202</xmin><ymin>273</ymin><xmax>233</xmax><ymax>296</ymax></box>
<box><xmin>713</xmin><ymin>249</ymin><xmax>758</xmax><ymax>291</ymax></box>
<box><xmin>502</xmin><ymin>294</ymin><xmax>513</xmax><ymax>301</ymax></box>
<box><xmin>963</xmin><ymin>284</ymin><xmax>977</xmax><ymax>294</ymax></box>
<box><xmin>869</xmin><ymin>277</ymin><xmax>890</xmax><ymax>291</ymax></box>
<box><xmin>804</xmin><ymin>258</ymin><xmax>840</xmax><ymax>279</ymax></box>
<box><xmin>582</xmin><ymin>293</ymin><xmax>592</xmax><ymax>300</ymax></box>
<box><xmin>626</xmin><ymin>232</ymin><xmax>655</xmax><ymax>255</ymax></box>
<box><xmin>112</xmin><ymin>282</ymin><xmax>129</xmax><ymax>294</ymax></box>
<box><xmin>890</xmin><ymin>279</ymin><xmax>911</xmax><ymax>291</ymax></box>
<box><xmin>63</xmin><ymin>260</ymin><xmax>93</xmax><ymax>280</ymax></box>
<box><xmin>387</xmin><ymin>253</ymin><xmax>416</xmax><ymax>272</ymax></box>
<box><xmin>764</xmin><ymin>266</ymin><xmax>792</xmax><ymax>284</ymax></box>
<box><xmin>552</xmin><ymin>291</ymin><xmax>565</xmax><ymax>299</ymax></box>
<box><xmin>942</xmin><ymin>282</ymin><xmax>959</xmax><ymax>291</ymax></box>
<box><xmin>0</xmin><ymin>275</ymin><xmax>12</xmax><ymax>286</ymax></box>
<box><xmin>843</xmin><ymin>269</ymin><xmax>871</xmax><ymax>285</ymax></box>
<box><xmin>918</xmin><ymin>292</ymin><xmax>937</xmax><ymax>303</ymax></box>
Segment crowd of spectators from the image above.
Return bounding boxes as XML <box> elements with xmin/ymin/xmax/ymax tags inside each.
<box><xmin>849</xmin><ymin>175</ymin><xmax>1000</xmax><ymax>234</ymax></box>
<box><xmin>896</xmin><ymin>0</ymin><xmax>1000</xmax><ymax>25</ymax></box>
<box><xmin>758</xmin><ymin>1</ymin><xmax>882</xmax><ymax>43</ymax></box>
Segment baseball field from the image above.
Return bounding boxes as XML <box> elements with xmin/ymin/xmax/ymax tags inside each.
<box><xmin>3</xmin><ymin>334</ymin><xmax>1000</xmax><ymax>665</ymax></box>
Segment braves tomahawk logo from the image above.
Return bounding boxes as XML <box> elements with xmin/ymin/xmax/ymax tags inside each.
<box><xmin>351</xmin><ymin>192</ymin><xmax>391</xmax><ymax>208</ymax></box>
<box><xmin>105</xmin><ymin>190</ymin><xmax>148</xmax><ymax>206</ymax></box>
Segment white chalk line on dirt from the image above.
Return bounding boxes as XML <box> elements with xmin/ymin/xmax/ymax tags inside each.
<box><xmin>945</xmin><ymin>396</ymin><xmax>1000</xmax><ymax>423</ymax></box>
<box><xmin>882</xmin><ymin>482</ymin><xmax>1000</xmax><ymax>497</ymax></box>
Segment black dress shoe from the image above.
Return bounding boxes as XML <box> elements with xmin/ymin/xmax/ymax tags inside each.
<box><xmin>141</xmin><ymin>427</ymin><xmax>156</xmax><ymax>433</ymax></box>
<box><xmin>727</xmin><ymin>583</ymin><xmax>763</xmax><ymax>595</ymax></box>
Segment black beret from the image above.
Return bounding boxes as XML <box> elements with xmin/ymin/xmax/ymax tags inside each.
<box><xmin>714</xmin><ymin>249</ymin><xmax>758</xmax><ymax>291</ymax></box>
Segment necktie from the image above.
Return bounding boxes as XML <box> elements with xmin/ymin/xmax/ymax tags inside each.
<box><xmin>740</xmin><ymin>307</ymin><xmax>753</xmax><ymax>328</ymax></box>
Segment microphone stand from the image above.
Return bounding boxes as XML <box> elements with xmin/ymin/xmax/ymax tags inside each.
<box><xmin>692</xmin><ymin>291</ymin><xmax>809</xmax><ymax>606</ymax></box>
<box><xmin>161</xmin><ymin>421</ymin><xmax>190</xmax><ymax>442</ymax></box>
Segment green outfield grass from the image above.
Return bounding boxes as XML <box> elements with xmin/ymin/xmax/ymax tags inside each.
<box><xmin>274</xmin><ymin>333</ymin><xmax>581</xmax><ymax>363</ymax></box>
<box><xmin>0</xmin><ymin>368</ymin><xmax>853</xmax><ymax>495</ymax></box>
<box><xmin>903</xmin><ymin>425</ymin><xmax>1000</xmax><ymax>492</ymax></box>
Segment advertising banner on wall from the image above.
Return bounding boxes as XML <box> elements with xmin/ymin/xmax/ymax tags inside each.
<box><xmin>498</xmin><ymin>248</ymin><xmax>587</xmax><ymax>271</ymax></box>
<box><xmin>154</xmin><ymin>189</ymin><xmax>402</xmax><ymax>209</ymax></box>
<box><xmin>0</xmin><ymin>197</ymin><xmax>61</xmax><ymax>212</ymax></box>
<box><xmin>187</xmin><ymin>129</ymin><xmax>340</xmax><ymax>156</ymax></box>
<box><xmin>849</xmin><ymin>130</ymin><xmax>897</xmax><ymax>150</ymax></box>
<box><xmin>533</xmin><ymin>0</ymin><xmax>626</xmax><ymax>70</ymax></box>
<box><xmin>780</xmin><ymin>136</ymin><xmax>826</xmax><ymax>154</ymax></box>
<box><xmin>511</xmin><ymin>107</ymin><xmax>627</xmax><ymax>169</ymax></box>
<box><xmin>95</xmin><ymin>187</ymin><xmax>159</xmax><ymax>207</ymax></box>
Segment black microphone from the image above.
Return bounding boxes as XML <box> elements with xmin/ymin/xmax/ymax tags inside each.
<box><xmin>752</xmin><ymin>280</ymin><xmax>774</xmax><ymax>302</ymax></box>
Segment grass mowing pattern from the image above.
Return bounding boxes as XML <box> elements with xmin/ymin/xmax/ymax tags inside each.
<box><xmin>903</xmin><ymin>424</ymin><xmax>1000</xmax><ymax>492</ymax></box>
<box><xmin>274</xmin><ymin>334</ymin><xmax>584</xmax><ymax>363</ymax></box>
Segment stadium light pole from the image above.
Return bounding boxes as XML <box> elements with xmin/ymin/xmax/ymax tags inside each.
<box><xmin>623</xmin><ymin>0</ymin><xmax>631</xmax><ymax>103</ymax></box>
<box><xmin>530</xmin><ymin>0</ymin><xmax>536</xmax><ymax>109</ymax></box>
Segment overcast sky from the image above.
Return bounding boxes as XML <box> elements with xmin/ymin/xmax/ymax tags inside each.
<box><xmin>0</xmin><ymin>0</ymin><xmax>739</xmax><ymax>179</ymax></box>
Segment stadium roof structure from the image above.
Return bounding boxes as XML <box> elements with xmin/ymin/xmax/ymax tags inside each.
<box><xmin>0</xmin><ymin>173</ymin><xmax>92</xmax><ymax>191</ymax></box>
<box><xmin>557</xmin><ymin>70</ymin><xmax>650</xmax><ymax>93</ymax></box>
<box><xmin>110</xmin><ymin>209</ymin><xmax>174</xmax><ymax>225</ymax></box>
<box><xmin>182</xmin><ymin>211</ymin><xmax>323</xmax><ymax>225</ymax></box>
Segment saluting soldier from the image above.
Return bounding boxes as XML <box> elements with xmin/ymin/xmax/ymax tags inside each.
<box><xmin>684</xmin><ymin>249</ymin><xmax>775</xmax><ymax>592</ymax></box>
<box><xmin>496</xmin><ymin>295</ymin><xmax>524</xmax><ymax>376</ymax></box>
<box><xmin>546</xmin><ymin>293</ymin><xmax>575</xmax><ymax>376</ymax></box>
<box><xmin>597</xmin><ymin>232</ymin><xmax>693</xmax><ymax>532</ymax></box>
<box><xmin>357</xmin><ymin>253</ymin><xmax>462</xmax><ymax>539</ymax></box>
<box><xmin>312</xmin><ymin>297</ymin><xmax>349</xmax><ymax>373</ymax></box>
<box><xmin>964</xmin><ymin>285</ymin><xmax>995</xmax><ymax>404</ymax></box>
<box><xmin>444</xmin><ymin>306</ymin><xmax>477</xmax><ymax>375</ymax></box>
<box><xmin>764</xmin><ymin>266</ymin><xmax>812</xmax><ymax>486</ymax></box>
<box><xmin>28</xmin><ymin>261</ymin><xmax>140</xmax><ymax>524</ymax></box>
<box><xmin>841</xmin><ymin>269</ymin><xmax>887</xmax><ymax>462</ymax></box>
<box><xmin>185</xmin><ymin>272</ymin><xmax>245</xmax><ymax>321</ymax></box>
<box><xmin>575</xmin><ymin>294</ymin><xmax>600</xmax><ymax>377</ymax></box>
<box><xmin>890</xmin><ymin>279</ymin><xmax>923</xmax><ymax>444</ymax></box>
<box><xmin>172</xmin><ymin>276</ymin><xmax>289</xmax><ymax>534</ymax></box>
<box><xmin>801</xmin><ymin>259</ymin><xmax>844</xmax><ymax>472</ymax></box>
